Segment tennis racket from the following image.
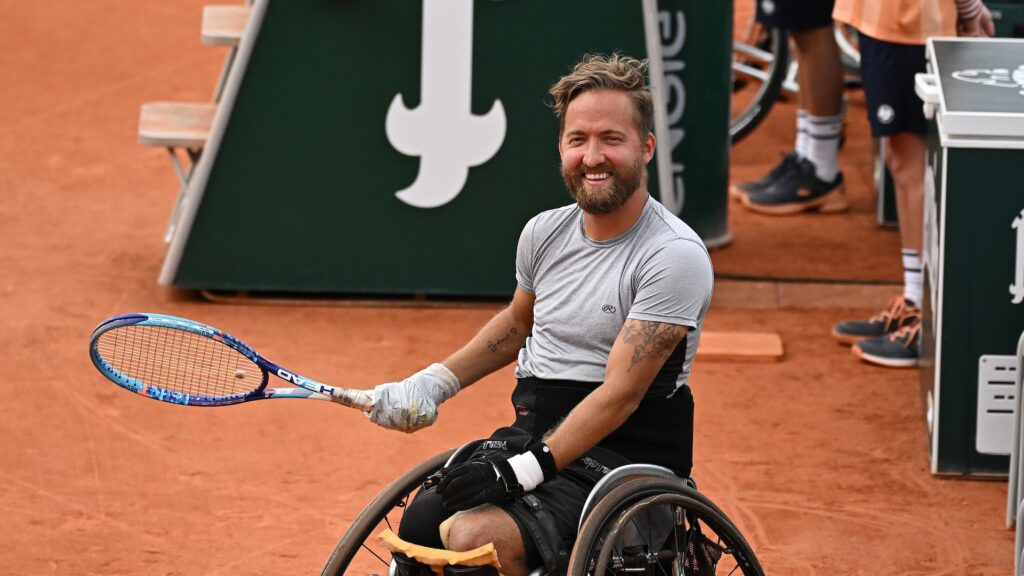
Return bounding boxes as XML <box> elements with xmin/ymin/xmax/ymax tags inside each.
<box><xmin>89</xmin><ymin>313</ymin><xmax>373</xmax><ymax>409</ymax></box>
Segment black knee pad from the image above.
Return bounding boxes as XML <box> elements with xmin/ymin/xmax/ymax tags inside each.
<box><xmin>398</xmin><ymin>487</ymin><xmax>449</xmax><ymax>549</ymax></box>
<box><xmin>392</xmin><ymin>553</ymin><xmax>434</xmax><ymax>576</ymax></box>
<box><xmin>443</xmin><ymin>565</ymin><xmax>499</xmax><ymax>576</ymax></box>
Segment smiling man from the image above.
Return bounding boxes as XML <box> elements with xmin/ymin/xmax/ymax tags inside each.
<box><xmin>365</xmin><ymin>54</ymin><xmax>714</xmax><ymax>576</ymax></box>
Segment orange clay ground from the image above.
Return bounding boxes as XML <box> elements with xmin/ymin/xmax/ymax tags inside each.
<box><xmin>0</xmin><ymin>1</ymin><xmax>1013</xmax><ymax>574</ymax></box>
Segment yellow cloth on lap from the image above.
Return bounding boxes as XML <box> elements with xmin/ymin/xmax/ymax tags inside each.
<box><xmin>378</xmin><ymin>528</ymin><xmax>502</xmax><ymax>576</ymax></box>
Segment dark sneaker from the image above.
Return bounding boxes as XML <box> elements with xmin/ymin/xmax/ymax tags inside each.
<box><xmin>831</xmin><ymin>296</ymin><xmax>920</xmax><ymax>345</ymax></box>
<box><xmin>741</xmin><ymin>157</ymin><xmax>849</xmax><ymax>215</ymax></box>
<box><xmin>728</xmin><ymin>152</ymin><xmax>800</xmax><ymax>201</ymax></box>
<box><xmin>852</xmin><ymin>315</ymin><xmax>921</xmax><ymax>368</ymax></box>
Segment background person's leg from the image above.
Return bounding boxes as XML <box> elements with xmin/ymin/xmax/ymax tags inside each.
<box><xmin>887</xmin><ymin>133</ymin><xmax>926</xmax><ymax>258</ymax></box>
<box><xmin>888</xmin><ymin>131</ymin><xmax>926</xmax><ymax>307</ymax></box>
<box><xmin>742</xmin><ymin>18</ymin><xmax>848</xmax><ymax>214</ymax></box>
<box><xmin>731</xmin><ymin>2</ymin><xmax>839</xmax><ymax>201</ymax></box>
<box><xmin>792</xmin><ymin>25</ymin><xmax>844</xmax><ymax>182</ymax></box>
<box><xmin>792</xmin><ymin>25</ymin><xmax>844</xmax><ymax>118</ymax></box>
<box><xmin>841</xmin><ymin>32</ymin><xmax>928</xmax><ymax>367</ymax></box>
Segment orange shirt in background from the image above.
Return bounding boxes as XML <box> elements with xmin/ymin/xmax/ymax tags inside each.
<box><xmin>833</xmin><ymin>0</ymin><xmax>958</xmax><ymax>45</ymax></box>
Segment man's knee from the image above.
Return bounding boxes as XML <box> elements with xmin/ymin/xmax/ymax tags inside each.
<box><xmin>445</xmin><ymin>507</ymin><xmax>523</xmax><ymax>553</ymax></box>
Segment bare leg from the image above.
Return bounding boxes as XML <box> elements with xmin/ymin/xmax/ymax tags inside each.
<box><xmin>791</xmin><ymin>25</ymin><xmax>844</xmax><ymax>117</ymax></box>
<box><xmin>886</xmin><ymin>132</ymin><xmax>926</xmax><ymax>253</ymax></box>
<box><xmin>446</xmin><ymin>505</ymin><xmax>533</xmax><ymax>576</ymax></box>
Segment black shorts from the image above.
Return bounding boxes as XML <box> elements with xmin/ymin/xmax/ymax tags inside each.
<box><xmin>756</xmin><ymin>0</ymin><xmax>835</xmax><ymax>31</ymax></box>
<box><xmin>857</xmin><ymin>32</ymin><xmax>929</xmax><ymax>137</ymax></box>
<box><xmin>398</xmin><ymin>427</ymin><xmax>631</xmax><ymax>574</ymax></box>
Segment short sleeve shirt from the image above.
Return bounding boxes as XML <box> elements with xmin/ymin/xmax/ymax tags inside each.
<box><xmin>514</xmin><ymin>196</ymin><xmax>713</xmax><ymax>397</ymax></box>
<box><xmin>833</xmin><ymin>0</ymin><xmax>957</xmax><ymax>45</ymax></box>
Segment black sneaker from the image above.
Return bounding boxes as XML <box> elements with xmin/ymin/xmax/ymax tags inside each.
<box><xmin>728</xmin><ymin>152</ymin><xmax>800</xmax><ymax>201</ymax></box>
<box><xmin>741</xmin><ymin>157</ymin><xmax>849</xmax><ymax>215</ymax></box>
<box><xmin>831</xmin><ymin>296</ymin><xmax>920</xmax><ymax>345</ymax></box>
<box><xmin>852</xmin><ymin>315</ymin><xmax>921</xmax><ymax>368</ymax></box>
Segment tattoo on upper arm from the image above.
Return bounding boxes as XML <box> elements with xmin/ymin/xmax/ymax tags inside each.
<box><xmin>487</xmin><ymin>327</ymin><xmax>519</xmax><ymax>353</ymax></box>
<box><xmin>619</xmin><ymin>320</ymin><xmax>685</xmax><ymax>372</ymax></box>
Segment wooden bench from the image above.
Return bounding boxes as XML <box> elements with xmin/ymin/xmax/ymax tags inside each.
<box><xmin>139</xmin><ymin>102</ymin><xmax>217</xmax><ymax>242</ymax></box>
<box><xmin>201</xmin><ymin>4</ymin><xmax>250</xmax><ymax>46</ymax></box>
<box><xmin>142</xmin><ymin>3</ymin><xmax>252</xmax><ymax>242</ymax></box>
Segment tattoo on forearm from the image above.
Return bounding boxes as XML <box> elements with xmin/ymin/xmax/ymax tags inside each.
<box><xmin>487</xmin><ymin>327</ymin><xmax>518</xmax><ymax>353</ymax></box>
<box><xmin>620</xmin><ymin>320</ymin><xmax>683</xmax><ymax>372</ymax></box>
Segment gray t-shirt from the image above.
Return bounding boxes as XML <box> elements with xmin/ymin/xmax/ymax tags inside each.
<box><xmin>514</xmin><ymin>196</ymin><xmax>713</xmax><ymax>395</ymax></box>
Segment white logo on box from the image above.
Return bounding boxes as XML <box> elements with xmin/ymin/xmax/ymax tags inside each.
<box><xmin>386</xmin><ymin>0</ymin><xmax>506</xmax><ymax>208</ymax></box>
<box><xmin>952</xmin><ymin>66</ymin><xmax>1024</xmax><ymax>96</ymax></box>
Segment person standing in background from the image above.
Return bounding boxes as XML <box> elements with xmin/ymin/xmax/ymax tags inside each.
<box><xmin>732</xmin><ymin>1</ymin><xmax>849</xmax><ymax>215</ymax></box>
<box><xmin>830</xmin><ymin>0</ymin><xmax>993</xmax><ymax>367</ymax></box>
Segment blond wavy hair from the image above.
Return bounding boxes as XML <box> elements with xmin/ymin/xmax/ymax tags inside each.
<box><xmin>548</xmin><ymin>53</ymin><xmax>653</xmax><ymax>137</ymax></box>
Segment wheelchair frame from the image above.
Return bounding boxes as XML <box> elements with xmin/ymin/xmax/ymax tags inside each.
<box><xmin>319</xmin><ymin>443</ymin><xmax>764</xmax><ymax>576</ymax></box>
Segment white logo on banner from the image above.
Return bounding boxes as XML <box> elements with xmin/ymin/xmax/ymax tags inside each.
<box><xmin>952</xmin><ymin>65</ymin><xmax>1024</xmax><ymax>96</ymax></box>
<box><xmin>385</xmin><ymin>0</ymin><xmax>506</xmax><ymax>209</ymax></box>
<box><xmin>659</xmin><ymin>9</ymin><xmax>687</xmax><ymax>213</ymax></box>
<box><xmin>1012</xmin><ymin>208</ymin><xmax>1024</xmax><ymax>304</ymax></box>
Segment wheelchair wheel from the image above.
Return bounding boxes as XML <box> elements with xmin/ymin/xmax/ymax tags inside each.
<box><xmin>320</xmin><ymin>449</ymin><xmax>454</xmax><ymax>576</ymax></box>
<box><xmin>567</xmin><ymin>477</ymin><xmax>764</xmax><ymax>576</ymax></box>
<box><xmin>731</xmin><ymin>0</ymin><xmax>789</xmax><ymax>144</ymax></box>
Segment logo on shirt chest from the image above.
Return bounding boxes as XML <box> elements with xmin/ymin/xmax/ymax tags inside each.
<box><xmin>601</xmin><ymin>305</ymin><xmax>617</xmax><ymax>314</ymax></box>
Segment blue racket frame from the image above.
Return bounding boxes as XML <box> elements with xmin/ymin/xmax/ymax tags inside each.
<box><xmin>90</xmin><ymin>313</ymin><xmax>336</xmax><ymax>406</ymax></box>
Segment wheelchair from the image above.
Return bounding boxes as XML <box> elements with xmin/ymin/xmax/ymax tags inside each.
<box><xmin>320</xmin><ymin>441</ymin><xmax>764</xmax><ymax>576</ymax></box>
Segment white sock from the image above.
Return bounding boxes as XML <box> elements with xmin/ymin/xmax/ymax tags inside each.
<box><xmin>902</xmin><ymin>249</ymin><xmax>923</xmax><ymax>307</ymax></box>
<box><xmin>795</xmin><ymin>109</ymin><xmax>809</xmax><ymax>158</ymax></box>
<box><xmin>805</xmin><ymin>113</ymin><xmax>842</xmax><ymax>182</ymax></box>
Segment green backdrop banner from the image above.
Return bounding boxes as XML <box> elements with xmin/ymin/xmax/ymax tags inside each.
<box><xmin>169</xmin><ymin>0</ymin><xmax>730</xmax><ymax>296</ymax></box>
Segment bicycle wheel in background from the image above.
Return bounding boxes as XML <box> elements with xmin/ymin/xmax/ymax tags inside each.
<box><xmin>834</xmin><ymin>22</ymin><xmax>862</xmax><ymax>79</ymax></box>
<box><xmin>731</xmin><ymin>0</ymin><xmax>789</xmax><ymax>144</ymax></box>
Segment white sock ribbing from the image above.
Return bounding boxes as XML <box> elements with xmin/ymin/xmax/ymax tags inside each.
<box><xmin>804</xmin><ymin>113</ymin><xmax>842</xmax><ymax>182</ymax></box>
<box><xmin>795</xmin><ymin>109</ymin><xmax>809</xmax><ymax>159</ymax></box>
<box><xmin>902</xmin><ymin>249</ymin><xmax>923</xmax><ymax>307</ymax></box>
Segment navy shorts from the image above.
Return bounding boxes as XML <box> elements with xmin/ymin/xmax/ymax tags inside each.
<box><xmin>756</xmin><ymin>0</ymin><xmax>835</xmax><ymax>31</ymax></box>
<box><xmin>857</xmin><ymin>32</ymin><xmax>929</xmax><ymax>137</ymax></box>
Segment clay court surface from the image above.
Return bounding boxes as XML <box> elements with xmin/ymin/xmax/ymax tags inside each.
<box><xmin>0</xmin><ymin>1</ymin><xmax>1014</xmax><ymax>574</ymax></box>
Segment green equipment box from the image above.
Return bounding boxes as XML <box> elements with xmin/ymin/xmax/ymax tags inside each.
<box><xmin>876</xmin><ymin>2</ymin><xmax>1024</xmax><ymax>228</ymax></box>
<box><xmin>158</xmin><ymin>0</ymin><xmax>731</xmax><ymax>297</ymax></box>
<box><xmin>916</xmin><ymin>37</ymin><xmax>1024</xmax><ymax>476</ymax></box>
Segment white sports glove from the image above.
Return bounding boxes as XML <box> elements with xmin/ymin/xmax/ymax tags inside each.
<box><xmin>368</xmin><ymin>363</ymin><xmax>460</xmax><ymax>432</ymax></box>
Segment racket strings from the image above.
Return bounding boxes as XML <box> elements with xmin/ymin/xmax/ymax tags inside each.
<box><xmin>96</xmin><ymin>326</ymin><xmax>262</xmax><ymax>399</ymax></box>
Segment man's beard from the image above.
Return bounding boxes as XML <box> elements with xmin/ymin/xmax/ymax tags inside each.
<box><xmin>562</xmin><ymin>155</ymin><xmax>644</xmax><ymax>215</ymax></box>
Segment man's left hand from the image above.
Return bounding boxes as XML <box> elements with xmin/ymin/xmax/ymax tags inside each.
<box><xmin>437</xmin><ymin>455</ymin><xmax>523</xmax><ymax>511</ymax></box>
<box><xmin>436</xmin><ymin>443</ymin><xmax>558</xmax><ymax>511</ymax></box>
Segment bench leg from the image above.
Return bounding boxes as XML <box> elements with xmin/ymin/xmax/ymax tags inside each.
<box><xmin>163</xmin><ymin>147</ymin><xmax>202</xmax><ymax>244</ymax></box>
<box><xmin>213</xmin><ymin>46</ymin><xmax>238</xmax><ymax>102</ymax></box>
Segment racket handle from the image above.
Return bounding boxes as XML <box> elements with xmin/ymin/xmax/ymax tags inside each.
<box><xmin>330</xmin><ymin>387</ymin><xmax>373</xmax><ymax>413</ymax></box>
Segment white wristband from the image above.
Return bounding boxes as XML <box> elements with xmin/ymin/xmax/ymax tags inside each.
<box><xmin>507</xmin><ymin>451</ymin><xmax>545</xmax><ymax>492</ymax></box>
